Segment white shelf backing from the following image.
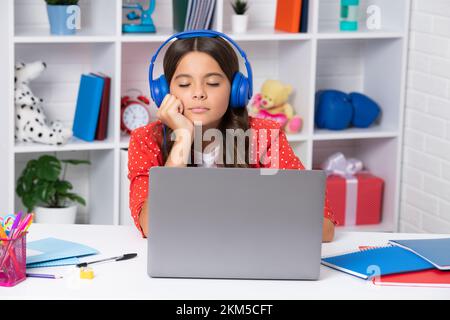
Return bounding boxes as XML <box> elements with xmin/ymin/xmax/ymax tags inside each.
<box><xmin>0</xmin><ymin>0</ymin><xmax>410</xmax><ymax>233</ymax></box>
<box><xmin>14</xmin><ymin>150</ymin><xmax>93</xmax><ymax>224</ymax></box>
<box><xmin>14</xmin><ymin>42</ymin><xmax>118</xmax><ymax>151</ymax></box>
<box><xmin>316</xmin><ymin>38</ymin><xmax>405</xmax><ymax>132</ymax></box>
<box><xmin>313</xmin><ymin>138</ymin><xmax>400</xmax><ymax>231</ymax></box>
<box><xmin>318</xmin><ymin>0</ymin><xmax>409</xmax><ymax>34</ymax></box>
<box><xmin>14</xmin><ymin>0</ymin><xmax>117</xmax><ymax>38</ymax></box>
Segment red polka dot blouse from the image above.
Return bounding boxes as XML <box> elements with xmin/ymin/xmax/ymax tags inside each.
<box><xmin>128</xmin><ymin>116</ymin><xmax>338</xmax><ymax>237</ymax></box>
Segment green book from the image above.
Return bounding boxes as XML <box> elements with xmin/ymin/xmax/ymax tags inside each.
<box><xmin>172</xmin><ymin>0</ymin><xmax>189</xmax><ymax>32</ymax></box>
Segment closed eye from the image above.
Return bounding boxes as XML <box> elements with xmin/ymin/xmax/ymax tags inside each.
<box><xmin>178</xmin><ymin>83</ymin><xmax>220</xmax><ymax>87</ymax></box>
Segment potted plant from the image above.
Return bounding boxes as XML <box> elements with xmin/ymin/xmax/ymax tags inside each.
<box><xmin>230</xmin><ymin>0</ymin><xmax>249</xmax><ymax>34</ymax></box>
<box><xmin>44</xmin><ymin>0</ymin><xmax>80</xmax><ymax>35</ymax></box>
<box><xmin>16</xmin><ymin>155</ymin><xmax>90</xmax><ymax>224</ymax></box>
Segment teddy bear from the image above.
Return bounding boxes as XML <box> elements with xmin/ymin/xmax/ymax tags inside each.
<box><xmin>15</xmin><ymin>61</ymin><xmax>72</xmax><ymax>145</ymax></box>
<box><xmin>250</xmin><ymin>79</ymin><xmax>302</xmax><ymax>134</ymax></box>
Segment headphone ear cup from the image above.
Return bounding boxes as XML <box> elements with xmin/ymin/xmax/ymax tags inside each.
<box><xmin>230</xmin><ymin>72</ymin><xmax>249</xmax><ymax>109</ymax></box>
<box><xmin>152</xmin><ymin>75</ymin><xmax>169</xmax><ymax>107</ymax></box>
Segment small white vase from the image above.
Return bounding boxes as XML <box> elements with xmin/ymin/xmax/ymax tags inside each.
<box><xmin>231</xmin><ymin>14</ymin><xmax>248</xmax><ymax>34</ymax></box>
<box><xmin>34</xmin><ymin>205</ymin><xmax>77</xmax><ymax>224</ymax></box>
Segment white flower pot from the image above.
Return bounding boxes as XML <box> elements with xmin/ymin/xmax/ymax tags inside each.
<box><xmin>34</xmin><ymin>205</ymin><xmax>77</xmax><ymax>224</ymax></box>
<box><xmin>231</xmin><ymin>14</ymin><xmax>248</xmax><ymax>34</ymax></box>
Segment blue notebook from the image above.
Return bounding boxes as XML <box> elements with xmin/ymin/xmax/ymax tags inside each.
<box><xmin>26</xmin><ymin>257</ymin><xmax>81</xmax><ymax>269</ymax></box>
<box><xmin>26</xmin><ymin>237</ymin><xmax>99</xmax><ymax>266</ymax></box>
<box><xmin>321</xmin><ymin>246</ymin><xmax>435</xmax><ymax>280</ymax></box>
<box><xmin>72</xmin><ymin>74</ymin><xmax>105</xmax><ymax>141</ymax></box>
<box><xmin>389</xmin><ymin>238</ymin><xmax>450</xmax><ymax>270</ymax></box>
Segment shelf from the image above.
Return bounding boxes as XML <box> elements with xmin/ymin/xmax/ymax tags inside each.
<box><xmin>0</xmin><ymin>0</ymin><xmax>410</xmax><ymax>232</ymax></box>
<box><xmin>222</xmin><ymin>28</ymin><xmax>312</xmax><ymax>41</ymax></box>
<box><xmin>317</xmin><ymin>30</ymin><xmax>405</xmax><ymax>40</ymax></box>
<box><xmin>286</xmin><ymin>133</ymin><xmax>309</xmax><ymax>142</ymax></box>
<box><xmin>14</xmin><ymin>137</ymin><xmax>115</xmax><ymax>154</ymax></box>
<box><xmin>121</xmin><ymin>27</ymin><xmax>179</xmax><ymax>43</ymax></box>
<box><xmin>14</xmin><ymin>27</ymin><xmax>117</xmax><ymax>43</ymax></box>
<box><xmin>313</xmin><ymin>127</ymin><xmax>399</xmax><ymax>141</ymax></box>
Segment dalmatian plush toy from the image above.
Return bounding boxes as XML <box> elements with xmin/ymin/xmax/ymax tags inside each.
<box><xmin>15</xmin><ymin>61</ymin><xmax>72</xmax><ymax>145</ymax></box>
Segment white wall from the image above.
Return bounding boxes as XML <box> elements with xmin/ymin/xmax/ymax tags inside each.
<box><xmin>400</xmin><ymin>0</ymin><xmax>450</xmax><ymax>233</ymax></box>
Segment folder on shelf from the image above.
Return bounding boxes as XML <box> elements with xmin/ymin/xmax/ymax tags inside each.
<box><xmin>299</xmin><ymin>0</ymin><xmax>309</xmax><ymax>33</ymax></box>
<box><xmin>389</xmin><ymin>238</ymin><xmax>450</xmax><ymax>270</ymax></box>
<box><xmin>274</xmin><ymin>0</ymin><xmax>303</xmax><ymax>33</ymax></box>
<box><xmin>26</xmin><ymin>237</ymin><xmax>99</xmax><ymax>267</ymax></box>
<box><xmin>321</xmin><ymin>246</ymin><xmax>435</xmax><ymax>280</ymax></box>
<box><xmin>90</xmin><ymin>72</ymin><xmax>111</xmax><ymax>141</ymax></box>
<box><xmin>172</xmin><ymin>0</ymin><xmax>190</xmax><ymax>32</ymax></box>
<box><xmin>72</xmin><ymin>73</ymin><xmax>105</xmax><ymax>142</ymax></box>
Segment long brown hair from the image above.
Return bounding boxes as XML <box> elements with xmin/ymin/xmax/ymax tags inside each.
<box><xmin>160</xmin><ymin>36</ymin><xmax>251</xmax><ymax>168</ymax></box>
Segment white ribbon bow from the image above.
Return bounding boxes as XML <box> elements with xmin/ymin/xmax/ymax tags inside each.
<box><xmin>321</xmin><ymin>152</ymin><xmax>363</xmax><ymax>178</ymax></box>
<box><xmin>321</xmin><ymin>152</ymin><xmax>364</xmax><ymax>226</ymax></box>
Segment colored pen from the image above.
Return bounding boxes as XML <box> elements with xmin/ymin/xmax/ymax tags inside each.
<box><xmin>15</xmin><ymin>213</ymin><xmax>32</xmax><ymax>236</ymax></box>
<box><xmin>8</xmin><ymin>211</ymin><xmax>23</xmax><ymax>237</ymax></box>
<box><xmin>26</xmin><ymin>273</ymin><xmax>63</xmax><ymax>279</ymax></box>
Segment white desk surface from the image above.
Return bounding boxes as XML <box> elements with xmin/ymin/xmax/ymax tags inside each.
<box><xmin>1</xmin><ymin>224</ymin><xmax>450</xmax><ymax>300</ymax></box>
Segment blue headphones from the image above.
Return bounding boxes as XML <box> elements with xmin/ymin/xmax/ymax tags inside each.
<box><xmin>148</xmin><ymin>30</ymin><xmax>253</xmax><ymax>109</ymax></box>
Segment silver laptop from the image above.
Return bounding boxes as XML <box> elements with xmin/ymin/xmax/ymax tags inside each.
<box><xmin>147</xmin><ymin>167</ymin><xmax>326</xmax><ymax>280</ymax></box>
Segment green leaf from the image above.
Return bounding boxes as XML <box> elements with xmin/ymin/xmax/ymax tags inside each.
<box><xmin>61</xmin><ymin>159</ymin><xmax>91</xmax><ymax>166</ymax></box>
<box><xmin>62</xmin><ymin>193</ymin><xmax>86</xmax><ymax>206</ymax></box>
<box><xmin>55</xmin><ymin>180</ymin><xmax>73</xmax><ymax>193</ymax></box>
<box><xmin>35</xmin><ymin>180</ymin><xmax>53</xmax><ymax>203</ymax></box>
<box><xmin>36</xmin><ymin>155</ymin><xmax>61</xmax><ymax>182</ymax></box>
<box><xmin>22</xmin><ymin>193</ymin><xmax>38</xmax><ymax>213</ymax></box>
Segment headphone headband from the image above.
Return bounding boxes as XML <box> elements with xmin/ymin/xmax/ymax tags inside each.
<box><xmin>148</xmin><ymin>30</ymin><xmax>253</xmax><ymax>101</ymax></box>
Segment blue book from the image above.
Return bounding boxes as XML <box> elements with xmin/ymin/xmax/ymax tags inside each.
<box><xmin>389</xmin><ymin>238</ymin><xmax>450</xmax><ymax>270</ymax></box>
<box><xmin>72</xmin><ymin>74</ymin><xmax>105</xmax><ymax>141</ymax></box>
<box><xmin>26</xmin><ymin>237</ymin><xmax>99</xmax><ymax>266</ymax></box>
<box><xmin>321</xmin><ymin>246</ymin><xmax>435</xmax><ymax>280</ymax></box>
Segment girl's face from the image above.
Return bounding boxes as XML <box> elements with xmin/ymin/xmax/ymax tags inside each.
<box><xmin>169</xmin><ymin>51</ymin><xmax>231</xmax><ymax>129</ymax></box>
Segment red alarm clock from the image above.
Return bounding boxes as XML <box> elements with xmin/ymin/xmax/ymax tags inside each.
<box><xmin>121</xmin><ymin>91</ymin><xmax>151</xmax><ymax>134</ymax></box>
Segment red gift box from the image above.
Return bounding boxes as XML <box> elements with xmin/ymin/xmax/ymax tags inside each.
<box><xmin>326</xmin><ymin>172</ymin><xmax>384</xmax><ymax>226</ymax></box>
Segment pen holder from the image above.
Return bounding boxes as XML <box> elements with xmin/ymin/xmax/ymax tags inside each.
<box><xmin>0</xmin><ymin>233</ymin><xmax>27</xmax><ymax>287</ymax></box>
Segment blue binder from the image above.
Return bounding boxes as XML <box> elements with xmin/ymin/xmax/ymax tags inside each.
<box><xmin>321</xmin><ymin>246</ymin><xmax>435</xmax><ymax>280</ymax></box>
<box><xmin>389</xmin><ymin>238</ymin><xmax>450</xmax><ymax>270</ymax></box>
<box><xmin>72</xmin><ymin>74</ymin><xmax>105</xmax><ymax>141</ymax></box>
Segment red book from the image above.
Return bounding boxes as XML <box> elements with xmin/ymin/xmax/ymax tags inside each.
<box><xmin>359</xmin><ymin>247</ymin><xmax>450</xmax><ymax>288</ymax></box>
<box><xmin>90</xmin><ymin>72</ymin><xmax>111</xmax><ymax>141</ymax></box>
<box><xmin>274</xmin><ymin>0</ymin><xmax>303</xmax><ymax>33</ymax></box>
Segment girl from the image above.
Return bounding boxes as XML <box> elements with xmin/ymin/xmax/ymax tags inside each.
<box><xmin>128</xmin><ymin>35</ymin><xmax>337</xmax><ymax>241</ymax></box>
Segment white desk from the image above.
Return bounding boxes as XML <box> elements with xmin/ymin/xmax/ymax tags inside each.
<box><xmin>1</xmin><ymin>224</ymin><xmax>450</xmax><ymax>300</ymax></box>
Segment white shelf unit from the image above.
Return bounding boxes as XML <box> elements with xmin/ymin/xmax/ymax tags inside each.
<box><xmin>0</xmin><ymin>0</ymin><xmax>411</xmax><ymax>232</ymax></box>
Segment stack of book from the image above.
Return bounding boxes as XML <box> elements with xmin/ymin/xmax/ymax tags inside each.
<box><xmin>274</xmin><ymin>0</ymin><xmax>309</xmax><ymax>33</ymax></box>
<box><xmin>72</xmin><ymin>73</ymin><xmax>111</xmax><ymax>142</ymax></box>
<box><xmin>322</xmin><ymin>238</ymin><xmax>450</xmax><ymax>288</ymax></box>
<box><xmin>172</xmin><ymin>0</ymin><xmax>217</xmax><ymax>32</ymax></box>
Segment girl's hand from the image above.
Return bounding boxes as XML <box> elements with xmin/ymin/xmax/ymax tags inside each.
<box><xmin>156</xmin><ymin>94</ymin><xmax>194</xmax><ymax>140</ymax></box>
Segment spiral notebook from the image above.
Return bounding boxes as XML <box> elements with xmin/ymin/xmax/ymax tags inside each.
<box><xmin>321</xmin><ymin>246</ymin><xmax>435</xmax><ymax>280</ymax></box>
<box><xmin>359</xmin><ymin>246</ymin><xmax>450</xmax><ymax>288</ymax></box>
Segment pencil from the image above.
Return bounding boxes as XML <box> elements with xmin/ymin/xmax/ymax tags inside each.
<box><xmin>26</xmin><ymin>273</ymin><xmax>63</xmax><ymax>279</ymax></box>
